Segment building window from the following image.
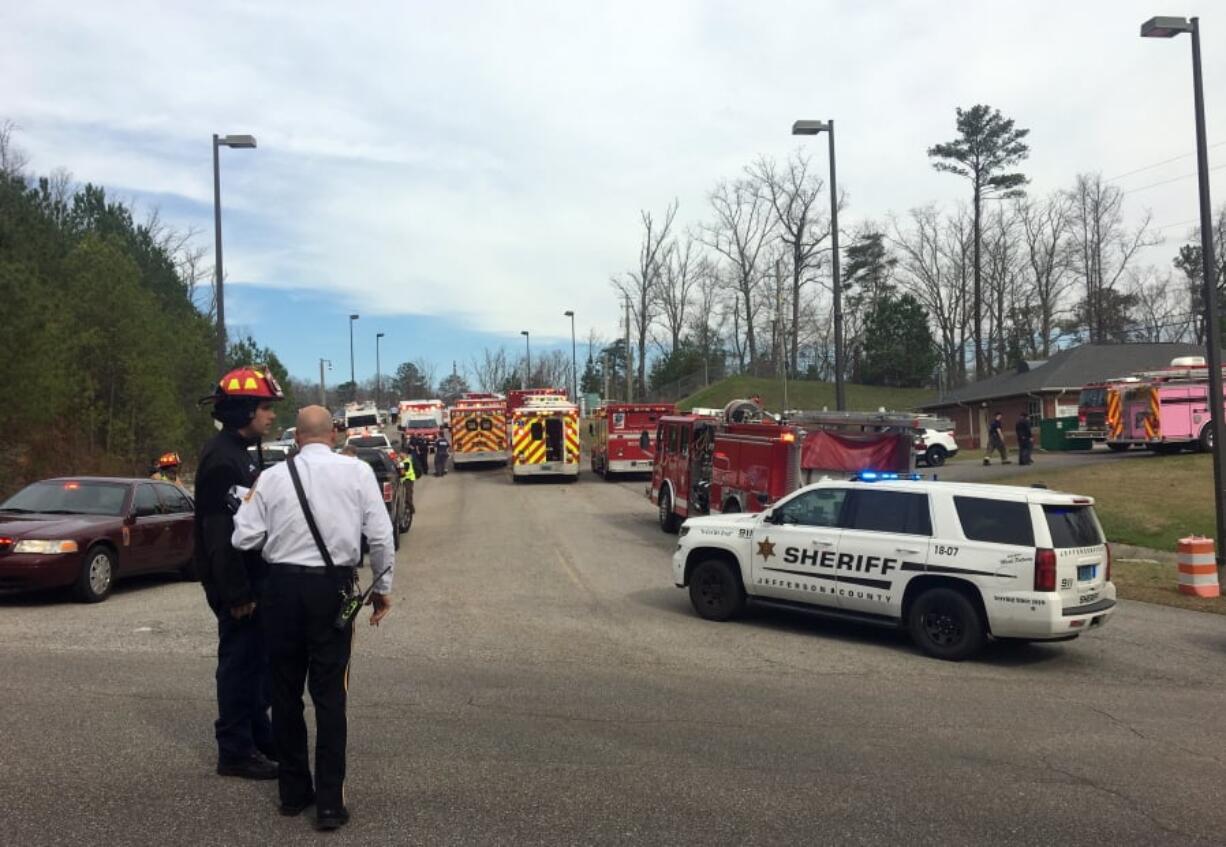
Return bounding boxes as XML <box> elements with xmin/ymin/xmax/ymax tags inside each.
<box><xmin>1028</xmin><ymin>396</ymin><xmax>1043</xmax><ymax>422</ymax></box>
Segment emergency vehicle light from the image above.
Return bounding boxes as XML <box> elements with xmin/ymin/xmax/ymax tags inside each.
<box><xmin>852</xmin><ymin>471</ymin><xmax>923</xmax><ymax>482</ymax></box>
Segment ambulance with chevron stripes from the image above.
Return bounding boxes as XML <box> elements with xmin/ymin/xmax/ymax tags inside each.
<box><xmin>449</xmin><ymin>394</ymin><xmax>509</xmax><ymax>466</ymax></box>
<box><xmin>509</xmin><ymin>393</ymin><xmax>581</xmax><ymax>481</ymax></box>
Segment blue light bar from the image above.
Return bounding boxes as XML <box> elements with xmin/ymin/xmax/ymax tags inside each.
<box><xmin>853</xmin><ymin>471</ymin><xmax>923</xmax><ymax>482</ymax></box>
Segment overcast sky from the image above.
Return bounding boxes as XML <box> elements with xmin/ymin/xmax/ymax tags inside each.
<box><xmin>5</xmin><ymin>1</ymin><xmax>1224</xmax><ymax>382</ymax></box>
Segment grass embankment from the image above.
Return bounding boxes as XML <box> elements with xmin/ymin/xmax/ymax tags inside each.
<box><xmin>1006</xmin><ymin>453</ymin><xmax>1223</xmax><ymax>615</ymax></box>
<box><xmin>678</xmin><ymin>376</ymin><xmax>934</xmax><ymax>413</ymax></box>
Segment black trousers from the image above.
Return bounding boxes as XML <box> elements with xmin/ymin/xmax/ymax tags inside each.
<box><xmin>1019</xmin><ymin>438</ymin><xmax>1034</xmax><ymax>465</ymax></box>
<box><xmin>261</xmin><ymin>569</ymin><xmax>355</xmax><ymax>809</ymax></box>
<box><xmin>206</xmin><ymin>586</ymin><xmax>272</xmax><ymax>763</ymax></box>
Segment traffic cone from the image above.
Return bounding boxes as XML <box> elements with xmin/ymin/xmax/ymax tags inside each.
<box><xmin>1177</xmin><ymin>536</ymin><xmax>1220</xmax><ymax>598</ymax></box>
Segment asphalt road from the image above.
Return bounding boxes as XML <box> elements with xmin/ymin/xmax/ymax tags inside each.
<box><xmin>2</xmin><ymin>464</ymin><xmax>1225</xmax><ymax>846</ymax></box>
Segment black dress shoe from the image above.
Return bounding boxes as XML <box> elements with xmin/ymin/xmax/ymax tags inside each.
<box><xmin>315</xmin><ymin>807</ymin><xmax>350</xmax><ymax>831</ymax></box>
<box><xmin>280</xmin><ymin>796</ymin><xmax>315</xmax><ymax>817</ymax></box>
<box><xmin>256</xmin><ymin>744</ymin><xmax>279</xmax><ymax>764</ymax></box>
<box><xmin>216</xmin><ymin>753</ymin><xmax>278</xmax><ymax>780</ymax></box>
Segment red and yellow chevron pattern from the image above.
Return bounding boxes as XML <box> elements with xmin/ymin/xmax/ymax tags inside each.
<box><xmin>452</xmin><ymin>411</ymin><xmax>507</xmax><ymax>456</ymax></box>
<box><xmin>510</xmin><ymin>410</ymin><xmax>580</xmax><ymax>466</ymax></box>
<box><xmin>1106</xmin><ymin>387</ymin><xmax>1124</xmax><ymax>439</ymax></box>
<box><xmin>1143</xmin><ymin>386</ymin><xmax>1162</xmax><ymax>440</ymax></box>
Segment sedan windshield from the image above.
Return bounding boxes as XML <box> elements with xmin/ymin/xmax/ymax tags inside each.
<box><xmin>0</xmin><ymin>481</ymin><xmax>128</xmax><ymax>516</ymax></box>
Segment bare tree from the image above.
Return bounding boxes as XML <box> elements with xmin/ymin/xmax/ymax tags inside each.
<box><xmin>0</xmin><ymin>119</ymin><xmax>29</xmax><ymax>177</ymax></box>
<box><xmin>413</xmin><ymin>358</ymin><xmax>438</xmax><ymax>395</ymax></box>
<box><xmin>1066</xmin><ymin>172</ymin><xmax>1160</xmax><ymax>343</ymax></box>
<box><xmin>687</xmin><ymin>258</ymin><xmax>727</xmax><ymax>386</ymax></box>
<box><xmin>471</xmin><ymin>347</ymin><xmax>513</xmax><ymax>392</ymax></box>
<box><xmin>751</xmin><ymin>153</ymin><xmax>830</xmax><ymax>373</ymax></box>
<box><xmin>701</xmin><ymin>177</ymin><xmax>773</xmax><ymax>368</ymax></box>
<box><xmin>1130</xmin><ymin>267</ymin><xmax>1187</xmax><ymax>342</ymax></box>
<box><xmin>612</xmin><ymin>200</ymin><xmax>678</xmax><ymax>396</ymax></box>
<box><xmin>891</xmin><ymin>206</ymin><xmax>973</xmax><ymax>385</ymax></box>
<box><xmin>654</xmin><ymin>235</ymin><xmax>700</xmax><ymax>354</ymax></box>
<box><xmin>1016</xmin><ymin>192</ymin><xmax>1074</xmax><ymax>357</ymax></box>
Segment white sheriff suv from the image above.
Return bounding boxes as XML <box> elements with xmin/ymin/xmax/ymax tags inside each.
<box><xmin>672</xmin><ymin>476</ymin><xmax>1116</xmax><ymax>661</ymax></box>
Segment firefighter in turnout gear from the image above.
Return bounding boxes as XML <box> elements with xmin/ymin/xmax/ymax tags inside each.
<box><xmin>194</xmin><ymin>365</ymin><xmax>283</xmax><ymax>781</ymax></box>
<box><xmin>152</xmin><ymin>451</ymin><xmax>183</xmax><ymax>482</ymax></box>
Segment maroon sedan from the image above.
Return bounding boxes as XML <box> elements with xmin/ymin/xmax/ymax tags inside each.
<box><xmin>0</xmin><ymin>477</ymin><xmax>195</xmax><ymax>602</ymax></box>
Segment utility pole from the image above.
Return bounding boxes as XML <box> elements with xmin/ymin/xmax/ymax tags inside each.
<box><xmin>624</xmin><ymin>297</ymin><xmax>632</xmax><ymax>402</ymax></box>
<box><xmin>319</xmin><ymin>358</ymin><xmax>331</xmax><ymax>406</ymax></box>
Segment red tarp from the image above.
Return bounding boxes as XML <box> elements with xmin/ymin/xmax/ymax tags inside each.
<box><xmin>800</xmin><ymin>430</ymin><xmax>911</xmax><ymax>473</ymax></box>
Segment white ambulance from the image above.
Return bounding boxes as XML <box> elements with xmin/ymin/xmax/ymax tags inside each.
<box><xmin>672</xmin><ymin>476</ymin><xmax>1116</xmax><ymax>661</ymax></box>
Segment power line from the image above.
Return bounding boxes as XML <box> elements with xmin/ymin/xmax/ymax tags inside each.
<box><xmin>1106</xmin><ymin>141</ymin><xmax>1226</xmax><ymax>183</ymax></box>
<box><xmin>1120</xmin><ymin>163</ymin><xmax>1226</xmax><ymax>196</ymax></box>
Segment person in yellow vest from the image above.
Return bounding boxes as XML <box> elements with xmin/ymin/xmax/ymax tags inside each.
<box><xmin>400</xmin><ymin>452</ymin><xmax>417</xmax><ymax>518</ymax></box>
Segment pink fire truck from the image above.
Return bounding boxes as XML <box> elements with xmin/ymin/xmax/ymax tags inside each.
<box><xmin>1106</xmin><ymin>356</ymin><xmax>1223</xmax><ymax>453</ymax></box>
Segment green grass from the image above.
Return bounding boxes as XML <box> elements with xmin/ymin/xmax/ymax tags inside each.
<box><xmin>1108</xmin><ymin>558</ymin><xmax>1225</xmax><ymax>615</ymax></box>
<box><xmin>677</xmin><ymin>375</ymin><xmax>934</xmax><ymax>414</ymax></box>
<box><xmin>1004</xmin><ymin>453</ymin><xmax>1215</xmax><ymax>552</ymax></box>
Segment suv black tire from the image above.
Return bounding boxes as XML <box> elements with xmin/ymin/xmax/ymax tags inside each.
<box><xmin>925</xmin><ymin>445</ymin><xmax>948</xmax><ymax>467</ymax></box>
<box><xmin>658</xmin><ymin>487</ymin><xmax>680</xmax><ymax>533</ymax></box>
<box><xmin>689</xmin><ymin>559</ymin><xmax>745</xmax><ymax>621</ymax></box>
<box><xmin>74</xmin><ymin>544</ymin><xmax>115</xmax><ymax>603</ymax></box>
<box><xmin>907</xmin><ymin>586</ymin><xmax>987</xmax><ymax>661</ymax></box>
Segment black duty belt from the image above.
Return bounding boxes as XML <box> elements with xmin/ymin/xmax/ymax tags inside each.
<box><xmin>272</xmin><ymin>563</ymin><xmax>357</xmax><ymax>579</ymax></box>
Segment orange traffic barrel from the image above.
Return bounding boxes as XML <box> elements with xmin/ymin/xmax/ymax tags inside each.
<box><xmin>1177</xmin><ymin>536</ymin><xmax>1220</xmax><ymax>598</ymax></box>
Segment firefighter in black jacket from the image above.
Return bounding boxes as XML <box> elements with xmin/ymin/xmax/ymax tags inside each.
<box><xmin>194</xmin><ymin>365</ymin><xmax>283</xmax><ymax>780</ymax></box>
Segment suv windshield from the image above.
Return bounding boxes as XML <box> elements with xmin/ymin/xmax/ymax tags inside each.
<box><xmin>348</xmin><ymin>436</ymin><xmax>388</xmax><ymax>448</ymax></box>
<box><xmin>1043</xmin><ymin>505</ymin><xmax>1103</xmax><ymax>547</ymax></box>
<box><xmin>0</xmin><ymin>480</ymin><xmax>128</xmax><ymax>516</ymax></box>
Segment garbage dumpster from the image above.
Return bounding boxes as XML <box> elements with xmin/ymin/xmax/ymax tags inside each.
<box><xmin>1040</xmin><ymin>416</ymin><xmax>1092</xmax><ymax>451</ymax></box>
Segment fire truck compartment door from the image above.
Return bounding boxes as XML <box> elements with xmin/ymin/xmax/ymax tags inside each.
<box><xmin>752</xmin><ymin>488</ymin><xmax>848</xmax><ymax>608</ymax></box>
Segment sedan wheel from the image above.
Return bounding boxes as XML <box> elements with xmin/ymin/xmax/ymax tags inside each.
<box><xmin>74</xmin><ymin>545</ymin><xmax>115</xmax><ymax>603</ymax></box>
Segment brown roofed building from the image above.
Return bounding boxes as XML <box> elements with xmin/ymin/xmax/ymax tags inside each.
<box><xmin>918</xmin><ymin>343</ymin><xmax>1204</xmax><ymax>449</ymax></box>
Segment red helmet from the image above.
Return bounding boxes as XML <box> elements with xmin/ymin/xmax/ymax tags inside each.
<box><xmin>211</xmin><ymin>366</ymin><xmax>284</xmax><ymax>401</ymax></box>
<box><xmin>156</xmin><ymin>452</ymin><xmax>182</xmax><ymax>469</ymax></box>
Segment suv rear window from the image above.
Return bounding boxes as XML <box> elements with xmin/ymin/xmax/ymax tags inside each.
<box><xmin>843</xmin><ymin>490</ymin><xmax>932</xmax><ymax>536</ymax></box>
<box><xmin>954</xmin><ymin>496</ymin><xmax>1034</xmax><ymax>547</ymax></box>
<box><xmin>1043</xmin><ymin>505</ymin><xmax>1102</xmax><ymax>548</ymax></box>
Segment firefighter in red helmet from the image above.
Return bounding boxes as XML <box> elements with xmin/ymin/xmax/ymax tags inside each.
<box><xmin>151</xmin><ymin>452</ymin><xmax>182</xmax><ymax>483</ymax></box>
<box><xmin>192</xmin><ymin>366</ymin><xmax>283</xmax><ymax>780</ymax></box>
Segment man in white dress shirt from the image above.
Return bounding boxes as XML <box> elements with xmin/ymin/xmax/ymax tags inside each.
<box><xmin>232</xmin><ymin>405</ymin><xmax>395</xmax><ymax>831</ymax></box>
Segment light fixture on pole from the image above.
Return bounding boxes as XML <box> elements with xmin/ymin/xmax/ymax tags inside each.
<box><xmin>375</xmin><ymin>332</ymin><xmax>385</xmax><ymax>412</ymax></box>
<box><xmin>1142</xmin><ymin>15</ymin><xmax>1226</xmax><ymax>573</ymax></box>
<box><xmin>792</xmin><ymin>119</ymin><xmax>845</xmax><ymax>411</ymax></box>
<box><xmin>211</xmin><ymin>133</ymin><xmax>257</xmax><ymax>374</ymax></box>
<box><xmin>348</xmin><ymin>314</ymin><xmax>360</xmax><ymax>396</ymax></box>
<box><xmin>521</xmin><ymin>330</ymin><xmax>531</xmax><ymax>389</ymax></box>
<box><xmin>319</xmin><ymin>358</ymin><xmax>332</xmax><ymax>406</ymax></box>
<box><xmin>564</xmin><ymin>310</ymin><xmax>577</xmax><ymax>402</ymax></box>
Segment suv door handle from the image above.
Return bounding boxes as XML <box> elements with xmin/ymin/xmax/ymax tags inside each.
<box><xmin>895</xmin><ymin>547</ymin><xmax>921</xmax><ymax>555</ymax></box>
<box><xmin>811</xmin><ymin>539</ymin><xmax>835</xmax><ymax>547</ymax></box>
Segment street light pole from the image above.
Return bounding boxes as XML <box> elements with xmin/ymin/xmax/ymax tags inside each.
<box><xmin>792</xmin><ymin>119</ymin><xmax>845</xmax><ymax>410</ymax></box>
<box><xmin>211</xmin><ymin>133</ymin><xmax>256</xmax><ymax>374</ymax></box>
<box><xmin>348</xmin><ymin>314</ymin><xmax>359</xmax><ymax>397</ymax></box>
<box><xmin>319</xmin><ymin>358</ymin><xmax>331</xmax><ymax>406</ymax></box>
<box><xmin>376</xmin><ymin>332</ymin><xmax>385</xmax><ymax>412</ymax></box>
<box><xmin>1143</xmin><ymin>15</ymin><xmax>1226</xmax><ymax>572</ymax></box>
<box><xmin>564</xmin><ymin>310</ymin><xmax>577</xmax><ymax>401</ymax></box>
<box><xmin>521</xmin><ymin>331</ymin><xmax>531</xmax><ymax>389</ymax></box>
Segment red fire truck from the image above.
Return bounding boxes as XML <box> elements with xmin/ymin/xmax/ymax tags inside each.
<box><xmin>648</xmin><ymin>401</ymin><xmax>921</xmax><ymax>533</ymax></box>
<box><xmin>590</xmin><ymin>402</ymin><xmax>675</xmax><ymax>477</ymax></box>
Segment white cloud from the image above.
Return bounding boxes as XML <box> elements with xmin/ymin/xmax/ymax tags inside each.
<box><xmin>4</xmin><ymin>0</ymin><xmax>1224</xmax><ymax>342</ymax></box>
